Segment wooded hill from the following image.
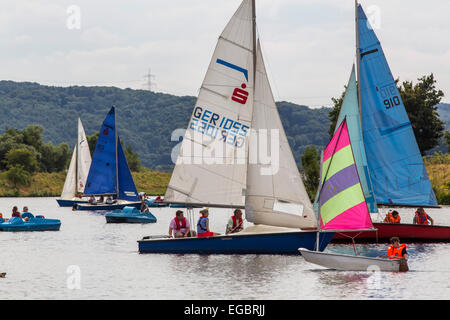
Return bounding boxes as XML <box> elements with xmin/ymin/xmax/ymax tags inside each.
<box><xmin>0</xmin><ymin>81</ymin><xmax>331</xmax><ymax>169</ymax></box>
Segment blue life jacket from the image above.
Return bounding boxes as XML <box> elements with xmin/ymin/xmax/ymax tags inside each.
<box><xmin>197</xmin><ymin>216</ymin><xmax>208</xmax><ymax>233</ymax></box>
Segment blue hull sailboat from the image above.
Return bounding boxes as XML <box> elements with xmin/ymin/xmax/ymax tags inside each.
<box><xmin>139</xmin><ymin>229</ymin><xmax>333</xmax><ymax>254</ymax></box>
<box><xmin>106</xmin><ymin>206</ymin><xmax>157</xmax><ymax>224</ymax></box>
<box><xmin>56</xmin><ymin>118</ymin><xmax>92</xmax><ymax>207</ymax></box>
<box><xmin>77</xmin><ymin>106</ymin><xmax>140</xmax><ymax>211</ymax></box>
<box><xmin>138</xmin><ymin>0</ymin><xmax>334</xmax><ymax>254</ymax></box>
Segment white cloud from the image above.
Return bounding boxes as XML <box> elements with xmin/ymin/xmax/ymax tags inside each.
<box><xmin>0</xmin><ymin>0</ymin><xmax>449</xmax><ymax>105</ymax></box>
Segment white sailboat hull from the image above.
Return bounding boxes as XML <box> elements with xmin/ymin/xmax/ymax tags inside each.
<box><xmin>299</xmin><ymin>249</ymin><xmax>403</xmax><ymax>272</ymax></box>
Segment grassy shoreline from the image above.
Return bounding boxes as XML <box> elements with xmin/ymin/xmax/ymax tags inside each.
<box><xmin>0</xmin><ymin>154</ymin><xmax>448</xmax><ymax>204</ymax></box>
<box><xmin>0</xmin><ymin>168</ymin><xmax>171</xmax><ymax>197</ymax></box>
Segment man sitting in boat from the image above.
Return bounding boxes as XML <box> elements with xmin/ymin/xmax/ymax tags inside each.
<box><xmin>197</xmin><ymin>208</ymin><xmax>220</xmax><ymax>237</ymax></box>
<box><xmin>413</xmin><ymin>207</ymin><xmax>434</xmax><ymax>225</ymax></box>
<box><xmin>383</xmin><ymin>210</ymin><xmax>401</xmax><ymax>224</ymax></box>
<box><xmin>169</xmin><ymin>210</ymin><xmax>194</xmax><ymax>238</ymax></box>
<box><xmin>226</xmin><ymin>209</ymin><xmax>244</xmax><ymax>234</ymax></box>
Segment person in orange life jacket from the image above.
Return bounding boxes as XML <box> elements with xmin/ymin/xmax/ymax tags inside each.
<box><xmin>383</xmin><ymin>210</ymin><xmax>393</xmax><ymax>223</ymax></box>
<box><xmin>387</xmin><ymin>237</ymin><xmax>408</xmax><ymax>261</ymax></box>
<box><xmin>384</xmin><ymin>210</ymin><xmax>401</xmax><ymax>224</ymax></box>
<box><xmin>226</xmin><ymin>209</ymin><xmax>244</xmax><ymax>234</ymax></box>
<box><xmin>413</xmin><ymin>207</ymin><xmax>434</xmax><ymax>225</ymax></box>
<box><xmin>197</xmin><ymin>208</ymin><xmax>220</xmax><ymax>237</ymax></box>
<box><xmin>169</xmin><ymin>210</ymin><xmax>194</xmax><ymax>238</ymax></box>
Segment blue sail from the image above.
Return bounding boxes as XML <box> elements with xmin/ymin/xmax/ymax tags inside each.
<box><xmin>84</xmin><ymin>106</ymin><xmax>117</xmax><ymax>196</ymax></box>
<box><xmin>357</xmin><ymin>5</ymin><xmax>437</xmax><ymax>207</ymax></box>
<box><xmin>117</xmin><ymin>138</ymin><xmax>139</xmax><ymax>201</ymax></box>
<box><xmin>335</xmin><ymin>65</ymin><xmax>378</xmax><ymax>213</ymax></box>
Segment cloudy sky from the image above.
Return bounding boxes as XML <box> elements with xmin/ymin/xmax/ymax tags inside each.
<box><xmin>1</xmin><ymin>0</ymin><xmax>449</xmax><ymax>107</ymax></box>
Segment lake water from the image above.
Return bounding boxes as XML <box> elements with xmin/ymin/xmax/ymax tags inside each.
<box><xmin>1</xmin><ymin>197</ymin><xmax>449</xmax><ymax>300</ymax></box>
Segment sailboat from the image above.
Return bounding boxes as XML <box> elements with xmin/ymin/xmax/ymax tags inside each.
<box><xmin>76</xmin><ymin>106</ymin><xmax>141</xmax><ymax>211</ymax></box>
<box><xmin>138</xmin><ymin>0</ymin><xmax>335</xmax><ymax>254</ymax></box>
<box><xmin>331</xmin><ymin>1</ymin><xmax>450</xmax><ymax>242</ymax></box>
<box><xmin>56</xmin><ymin>118</ymin><xmax>92</xmax><ymax>207</ymax></box>
<box><xmin>299</xmin><ymin>119</ymin><xmax>407</xmax><ymax>272</ymax></box>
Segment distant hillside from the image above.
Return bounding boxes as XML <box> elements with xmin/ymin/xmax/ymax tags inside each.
<box><xmin>0</xmin><ymin>81</ymin><xmax>330</xmax><ymax>169</ymax></box>
<box><xmin>437</xmin><ymin>103</ymin><xmax>450</xmax><ymax>130</ymax></box>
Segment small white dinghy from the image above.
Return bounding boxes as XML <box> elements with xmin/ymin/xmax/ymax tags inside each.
<box><xmin>299</xmin><ymin>249</ymin><xmax>407</xmax><ymax>272</ymax></box>
<box><xmin>300</xmin><ymin>119</ymin><xmax>409</xmax><ymax>272</ymax></box>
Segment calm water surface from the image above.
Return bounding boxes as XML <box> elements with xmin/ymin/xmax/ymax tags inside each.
<box><xmin>1</xmin><ymin>197</ymin><xmax>449</xmax><ymax>300</ymax></box>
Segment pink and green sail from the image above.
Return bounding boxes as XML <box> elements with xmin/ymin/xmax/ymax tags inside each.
<box><xmin>319</xmin><ymin>119</ymin><xmax>373</xmax><ymax>230</ymax></box>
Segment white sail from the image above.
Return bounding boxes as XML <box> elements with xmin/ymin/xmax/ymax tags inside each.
<box><xmin>77</xmin><ymin>118</ymin><xmax>91</xmax><ymax>194</ymax></box>
<box><xmin>165</xmin><ymin>0</ymin><xmax>255</xmax><ymax>207</ymax></box>
<box><xmin>244</xmin><ymin>42</ymin><xmax>317</xmax><ymax>229</ymax></box>
<box><xmin>61</xmin><ymin>145</ymin><xmax>77</xmax><ymax>199</ymax></box>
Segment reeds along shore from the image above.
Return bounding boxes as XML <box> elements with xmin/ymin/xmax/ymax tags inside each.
<box><xmin>0</xmin><ymin>168</ymin><xmax>171</xmax><ymax>197</ymax></box>
<box><xmin>425</xmin><ymin>153</ymin><xmax>450</xmax><ymax>205</ymax></box>
<box><xmin>0</xmin><ymin>153</ymin><xmax>448</xmax><ymax>204</ymax></box>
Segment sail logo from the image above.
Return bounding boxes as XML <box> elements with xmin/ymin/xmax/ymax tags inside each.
<box><xmin>232</xmin><ymin>84</ymin><xmax>249</xmax><ymax>105</ymax></box>
<box><xmin>216</xmin><ymin>59</ymin><xmax>249</xmax><ymax>105</ymax></box>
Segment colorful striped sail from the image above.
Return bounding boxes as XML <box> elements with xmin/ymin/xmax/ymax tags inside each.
<box><xmin>318</xmin><ymin>119</ymin><xmax>373</xmax><ymax>230</ymax></box>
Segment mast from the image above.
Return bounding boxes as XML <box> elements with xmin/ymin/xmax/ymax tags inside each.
<box><xmin>355</xmin><ymin>0</ymin><xmax>362</xmax><ymax>121</ymax></box>
<box><xmin>252</xmin><ymin>0</ymin><xmax>257</xmax><ymax>80</ymax></box>
<box><xmin>354</xmin><ymin>1</ymin><xmax>378</xmax><ymax>210</ymax></box>
<box><xmin>75</xmin><ymin>117</ymin><xmax>80</xmax><ymax>196</ymax></box>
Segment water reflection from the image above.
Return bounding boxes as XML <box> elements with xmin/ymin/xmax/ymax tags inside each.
<box><xmin>1</xmin><ymin>199</ymin><xmax>449</xmax><ymax>299</ymax></box>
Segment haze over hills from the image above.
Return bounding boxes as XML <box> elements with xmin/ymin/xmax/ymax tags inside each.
<box><xmin>0</xmin><ymin>81</ymin><xmax>331</xmax><ymax>169</ymax></box>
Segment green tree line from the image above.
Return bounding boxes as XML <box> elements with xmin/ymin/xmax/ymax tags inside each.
<box><xmin>301</xmin><ymin>73</ymin><xmax>448</xmax><ymax>202</ymax></box>
<box><xmin>0</xmin><ymin>125</ymin><xmax>141</xmax><ymax>189</ymax></box>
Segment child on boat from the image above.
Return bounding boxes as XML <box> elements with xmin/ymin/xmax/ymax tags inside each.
<box><xmin>383</xmin><ymin>210</ymin><xmax>401</xmax><ymax>224</ymax></box>
<box><xmin>197</xmin><ymin>208</ymin><xmax>220</xmax><ymax>237</ymax></box>
<box><xmin>413</xmin><ymin>207</ymin><xmax>434</xmax><ymax>225</ymax></box>
<box><xmin>387</xmin><ymin>237</ymin><xmax>409</xmax><ymax>272</ymax></box>
<box><xmin>11</xmin><ymin>206</ymin><xmax>21</xmax><ymax>218</ymax></box>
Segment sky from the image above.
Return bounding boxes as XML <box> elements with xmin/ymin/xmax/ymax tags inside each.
<box><xmin>0</xmin><ymin>0</ymin><xmax>449</xmax><ymax>107</ymax></box>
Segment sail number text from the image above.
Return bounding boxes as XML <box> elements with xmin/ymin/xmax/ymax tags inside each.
<box><xmin>379</xmin><ymin>85</ymin><xmax>401</xmax><ymax>110</ymax></box>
